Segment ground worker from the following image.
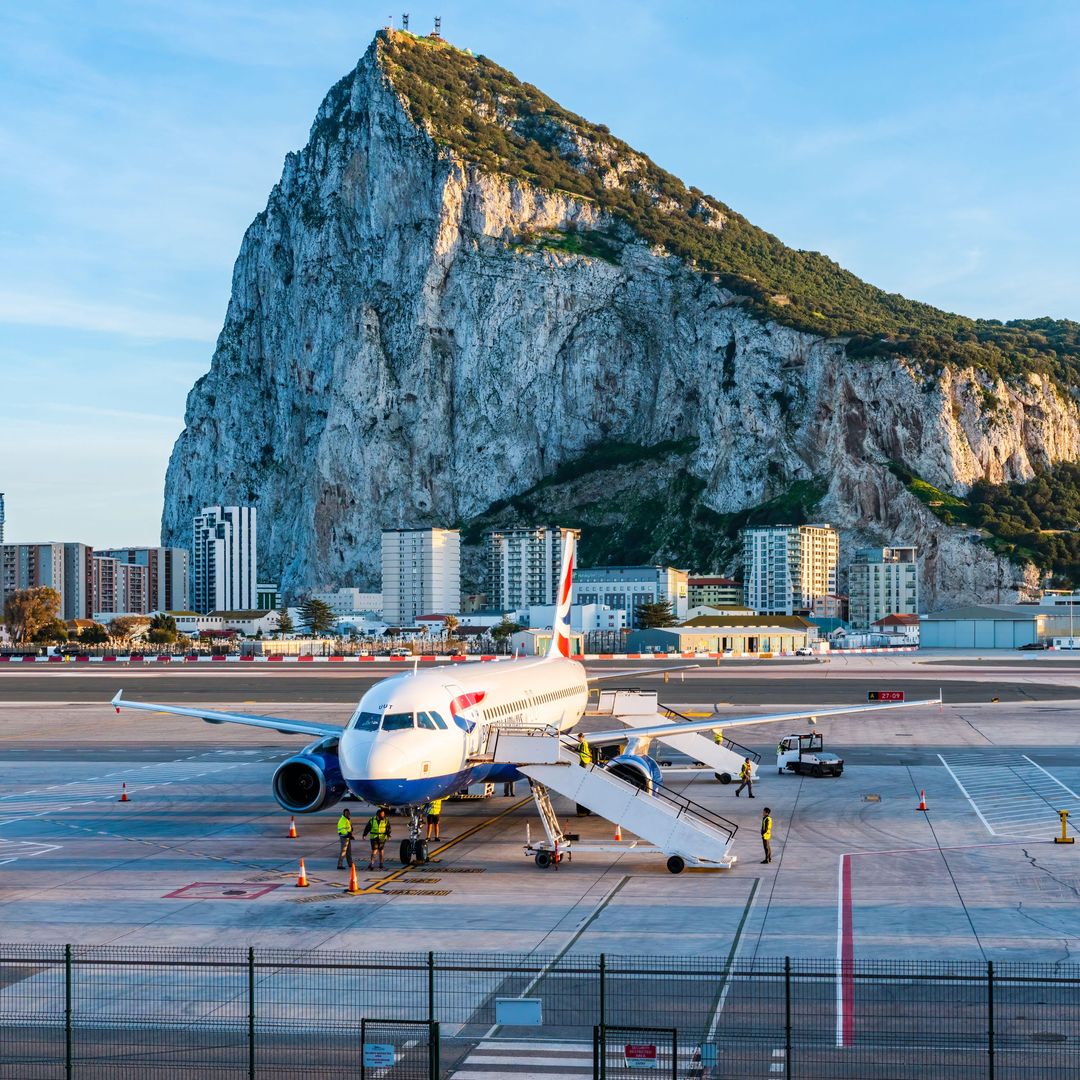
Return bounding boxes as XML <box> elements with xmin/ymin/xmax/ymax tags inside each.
<box><xmin>503</xmin><ymin>781</ymin><xmax>516</xmax><ymax>796</ymax></box>
<box><xmin>735</xmin><ymin>757</ymin><xmax>755</xmax><ymax>798</ymax></box>
<box><xmin>761</xmin><ymin>807</ymin><xmax>773</xmax><ymax>864</ymax></box>
<box><xmin>577</xmin><ymin>734</ymin><xmax>593</xmax><ymax>768</ymax></box>
<box><xmin>712</xmin><ymin>728</ymin><xmax>724</xmax><ymax>745</ymax></box>
<box><xmin>425</xmin><ymin>798</ymin><xmax>443</xmax><ymax>841</ymax></box>
<box><xmin>363</xmin><ymin>807</ymin><xmax>391</xmax><ymax>870</ymax></box>
<box><xmin>336</xmin><ymin>808</ymin><xmax>354</xmax><ymax>870</ymax></box>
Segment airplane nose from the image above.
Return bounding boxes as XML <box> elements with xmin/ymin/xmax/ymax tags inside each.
<box><xmin>344</xmin><ymin>738</ymin><xmax>418</xmax><ymax>806</ymax></box>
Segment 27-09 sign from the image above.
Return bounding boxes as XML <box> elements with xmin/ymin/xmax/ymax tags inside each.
<box><xmin>867</xmin><ymin>690</ymin><xmax>905</xmax><ymax>702</ymax></box>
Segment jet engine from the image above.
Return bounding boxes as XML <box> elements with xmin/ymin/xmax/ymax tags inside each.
<box><xmin>604</xmin><ymin>753</ymin><xmax>663</xmax><ymax>792</ymax></box>
<box><xmin>271</xmin><ymin>737</ymin><xmax>348</xmax><ymax>813</ymax></box>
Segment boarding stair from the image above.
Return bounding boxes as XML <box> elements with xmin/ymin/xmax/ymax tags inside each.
<box><xmin>488</xmin><ymin>727</ymin><xmax>738</xmax><ymax>870</ymax></box>
<box><xmin>594</xmin><ymin>688</ymin><xmax>761</xmax><ymax>781</ymax></box>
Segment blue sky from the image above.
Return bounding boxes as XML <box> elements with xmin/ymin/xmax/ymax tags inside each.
<box><xmin>1</xmin><ymin>1</ymin><xmax>1078</xmax><ymax>547</ymax></box>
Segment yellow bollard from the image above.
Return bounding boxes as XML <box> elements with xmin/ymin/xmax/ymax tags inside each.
<box><xmin>1054</xmin><ymin>809</ymin><xmax>1075</xmax><ymax>845</ymax></box>
<box><xmin>663</xmin><ymin>671</ymin><xmax>669</xmax><ymax>684</ymax></box>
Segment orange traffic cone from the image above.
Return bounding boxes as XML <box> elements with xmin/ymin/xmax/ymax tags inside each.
<box><xmin>295</xmin><ymin>859</ymin><xmax>310</xmax><ymax>887</ymax></box>
<box><xmin>344</xmin><ymin>865</ymin><xmax>361</xmax><ymax>895</ymax></box>
<box><xmin>287</xmin><ymin>816</ymin><xmax>297</xmax><ymax>839</ymax></box>
<box><xmin>614</xmin><ymin>822</ymin><xmax>622</xmax><ymax>841</ymax></box>
<box><xmin>119</xmin><ymin>783</ymin><xmax>129</xmax><ymax>803</ymax></box>
<box><xmin>917</xmin><ymin>789</ymin><xmax>927</xmax><ymax>812</ymax></box>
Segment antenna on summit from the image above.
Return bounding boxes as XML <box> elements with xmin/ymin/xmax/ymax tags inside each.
<box><xmin>402</xmin><ymin>12</ymin><xmax>409</xmax><ymax>31</ymax></box>
<box><xmin>431</xmin><ymin>15</ymin><xmax>442</xmax><ymax>38</ymax></box>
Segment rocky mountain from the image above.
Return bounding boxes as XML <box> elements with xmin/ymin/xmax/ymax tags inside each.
<box><xmin>162</xmin><ymin>30</ymin><xmax>1080</xmax><ymax>605</ymax></box>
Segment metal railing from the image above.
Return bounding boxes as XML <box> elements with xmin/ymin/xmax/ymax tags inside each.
<box><xmin>2</xmin><ymin>946</ymin><xmax>1078</xmax><ymax>1077</ymax></box>
<box><xmin>660</xmin><ymin>703</ymin><xmax>762</xmax><ymax>764</ymax></box>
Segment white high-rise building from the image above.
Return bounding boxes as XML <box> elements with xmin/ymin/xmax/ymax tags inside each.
<box><xmin>848</xmin><ymin>546</ymin><xmax>919</xmax><ymax>628</ymax></box>
<box><xmin>741</xmin><ymin>524</ymin><xmax>839</xmax><ymax>616</ymax></box>
<box><xmin>488</xmin><ymin>526</ymin><xmax>579</xmax><ymax>612</ymax></box>
<box><xmin>192</xmin><ymin>506</ymin><xmax>257</xmax><ymax>614</ymax></box>
<box><xmin>99</xmin><ymin>547</ymin><xmax>189</xmax><ymax>613</ymax></box>
<box><xmin>381</xmin><ymin>528</ymin><xmax>460</xmax><ymax>627</ymax></box>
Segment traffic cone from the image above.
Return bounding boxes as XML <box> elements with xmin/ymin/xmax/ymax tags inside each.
<box><xmin>614</xmin><ymin>822</ymin><xmax>622</xmax><ymax>841</ymax></box>
<box><xmin>287</xmin><ymin>816</ymin><xmax>297</xmax><ymax>839</ymax></box>
<box><xmin>344</xmin><ymin>865</ymin><xmax>361</xmax><ymax>894</ymax></box>
<box><xmin>119</xmin><ymin>783</ymin><xmax>129</xmax><ymax>803</ymax></box>
<box><xmin>295</xmin><ymin>859</ymin><xmax>310</xmax><ymax>887</ymax></box>
<box><xmin>917</xmin><ymin>789</ymin><xmax>927</xmax><ymax>812</ymax></box>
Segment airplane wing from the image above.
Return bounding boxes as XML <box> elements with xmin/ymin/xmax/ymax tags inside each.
<box><xmin>585</xmin><ymin>696</ymin><xmax>941</xmax><ymax>744</ymax></box>
<box><xmin>110</xmin><ymin>690</ymin><xmax>342</xmax><ymax>739</ymax></box>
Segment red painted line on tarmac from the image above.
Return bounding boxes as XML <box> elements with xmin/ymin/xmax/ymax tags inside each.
<box><xmin>840</xmin><ymin>853</ymin><xmax>854</xmax><ymax>1046</ymax></box>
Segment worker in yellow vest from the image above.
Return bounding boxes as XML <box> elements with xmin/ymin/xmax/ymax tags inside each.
<box><xmin>761</xmin><ymin>807</ymin><xmax>773</xmax><ymax>864</ymax></box>
<box><xmin>577</xmin><ymin>734</ymin><xmax>593</xmax><ymax>768</ymax></box>
<box><xmin>362</xmin><ymin>807</ymin><xmax>391</xmax><ymax>870</ymax></box>
<box><xmin>735</xmin><ymin>757</ymin><xmax>755</xmax><ymax>798</ymax></box>
<box><xmin>425</xmin><ymin>799</ymin><xmax>443</xmax><ymax>841</ymax></box>
<box><xmin>336</xmin><ymin>808</ymin><xmax>354</xmax><ymax>870</ymax></box>
<box><xmin>712</xmin><ymin>728</ymin><xmax>723</xmax><ymax>745</ymax></box>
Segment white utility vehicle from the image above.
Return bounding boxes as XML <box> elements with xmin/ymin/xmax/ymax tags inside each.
<box><xmin>777</xmin><ymin>732</ymin><xmax>844</xmax><ymax>777</ymax></box>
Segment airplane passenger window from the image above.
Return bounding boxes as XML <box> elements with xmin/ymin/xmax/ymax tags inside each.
<box><xmin>354</xmin><ymin>712</ymin><xmax>381</xmax><ymax>731</ymax></box>
<box><xmin>382</xmin><ymin>712</ymin><xmax>415</xmax><ymax>731</ymax></box>
<box><xmin>417</xmin><ymin>712</ymin><xmax>437</xmax><ymax>730</ymax></box>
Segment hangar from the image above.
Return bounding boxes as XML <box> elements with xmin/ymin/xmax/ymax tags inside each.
<box><xmin>920</xmin><ymin>604</ymin><xmax>1053</xmax><ymax>649</ymax></box>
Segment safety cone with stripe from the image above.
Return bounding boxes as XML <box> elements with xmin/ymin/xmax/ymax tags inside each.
<box><xmin>119</xmin><ymin>783</ymin><xmax>129</xmax><ymax>803</ymax></box>
<box><xmin>614</xmin><ymin>822</ymin><xmax>622</xmax><ymax>841</ymax></box>
<box><xmin>917</xmin><ymin>789</ymin><xmax>927</xmax><ymax>812</ymax></box>
<box><xmin>295</xmin><ymin>859</ymin><xmax>310</xmax><ymax>888</ymax></box>
<box><xmin>287</xmin><ymin>816</ymin><xmax>297</xmax><ymax>839</ymax></box>
<box><xmin>344</xmin><ymin>865</ymin><xmax>361</xmax><ymax>895</ymax></box>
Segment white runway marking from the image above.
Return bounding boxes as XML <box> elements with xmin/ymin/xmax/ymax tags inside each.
<box><xmin>0</xmin><ymin>754</ymin><xmax>250</xmax><ymax>825</ymax></box>
<box><xmin>938</xmin><ymin>753</ymin><xmax>1080</xmax><ymax>838</ymax></box>
<box><xmin>0</xmin><ymin>838</ymin><xmax>61</xmax><ymax>865</ymax></box>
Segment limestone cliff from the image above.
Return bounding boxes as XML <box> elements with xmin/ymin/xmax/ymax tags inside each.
<box><xmin>162</xmin><ymin>31</ymin><xmax>1079</xmax><ymax>606</ymax></box>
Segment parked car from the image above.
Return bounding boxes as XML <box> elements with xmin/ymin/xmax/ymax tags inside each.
<box><xmin>1018</xmin><ymin>641</ymin><xmax>1050</xmax><ymax>650</ymax></box>
<box><xmin>794</xmin><ymin>646</ymin><xmax>814</xmax><ymax>656</ymax></box>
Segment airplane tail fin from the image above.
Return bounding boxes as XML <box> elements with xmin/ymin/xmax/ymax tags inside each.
<box><xmin>546</xmin><ymin>530</ymin><xmax>576</xmax><ymax>660</ymax></box>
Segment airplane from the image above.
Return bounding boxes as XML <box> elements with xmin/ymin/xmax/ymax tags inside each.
<box><xmin>111</xmin><ymin>532</ymin><xmax>940</xmax><ymax>865</ymax></box>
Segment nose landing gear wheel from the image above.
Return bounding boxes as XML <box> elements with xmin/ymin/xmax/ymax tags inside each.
<box><xmin>666</xmin><ymin>855</ymin><xmax>685</xmax><ymax>874</ymax></box>
<box><xmin>415</xmin><ymin>840</ymin><xmax>429</xmax><ymax>863</ymax></box>
<box><xmin>399</xmin><ymin>839</ymin><xmax>415</xmax><ymax>865</ymax></box>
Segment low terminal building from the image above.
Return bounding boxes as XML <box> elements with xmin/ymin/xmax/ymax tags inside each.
<box><xmin>627</xmin><ymin>615</ymin><xmax>815</xmax><ymax>655</ymax></box>
<box><xmin>920</xmin><ymin>604</ymin><xmax>1078</xmax><ymax>649</ymax></box>
<box><xmin>510</xmin><ymin>627</ymin><xmax>585</xmax><ymax>656</ymax></box>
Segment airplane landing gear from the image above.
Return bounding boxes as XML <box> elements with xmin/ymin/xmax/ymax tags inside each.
<box><xmin>400</xmin><ymin>807</ymin><xmax>427</xmax><ymax>865</ymax></box>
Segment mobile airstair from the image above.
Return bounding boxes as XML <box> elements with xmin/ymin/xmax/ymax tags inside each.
<box><xmin>487</xmin><ymin>727</ymin><xmax>738</xmax><ymax>873</ymax></box>
<box><xmin>594</xmin><ymin>688</ymin><xmax>761</xmax><ymax>783</ymax></box>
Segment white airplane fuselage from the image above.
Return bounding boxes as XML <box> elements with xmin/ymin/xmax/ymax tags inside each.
<box><xmin>339</xmin><ymin>656</ymin><xmax>590</xmax><ymax>806</ymax></box>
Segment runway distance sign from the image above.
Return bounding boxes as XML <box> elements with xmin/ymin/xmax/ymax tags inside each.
<box><xmin>867</xmin><ymin>690</ymin><xmax>904</xmax><ymax>702</ymax></box>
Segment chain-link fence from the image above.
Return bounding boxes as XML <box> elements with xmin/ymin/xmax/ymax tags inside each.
<box><xmin>1</xmin><ymin>945</ymin><xmax>1078</xmax><ymax>1077</ymax></box>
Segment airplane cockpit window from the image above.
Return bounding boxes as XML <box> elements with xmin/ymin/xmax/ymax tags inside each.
<box><xmin>428</xmin><ymin>711</ymin><xmax>448</xmax><ymax>729</ymax></box>
<box><xmin>354</xmin><ymin>712</ymin><xmax>381</xmax><ymax>731</ymax></box>
<box><xmin>382</xmin><ymin>712</ymin><xmax>415</xmax><ymax>731</ymax></box>
<box><xmin>417</xmin><ymin>712</ymin><xmax>437</xmax><ymax>730</ymax></box>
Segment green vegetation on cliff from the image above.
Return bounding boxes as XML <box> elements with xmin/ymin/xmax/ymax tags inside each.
<box><xmin>891</xmin><ymin>461</ymin><xmax>1080</xmax><ymax>582</ymax></box>
<box><xmin>460</xmin><ymin>437</ymin><xmax>826</xmax><ymax>574</ymax></box>
<box><xmin>379</xmin><ymin>32</ymin><xmax>1080</xmax><ymax>385</ymax></box>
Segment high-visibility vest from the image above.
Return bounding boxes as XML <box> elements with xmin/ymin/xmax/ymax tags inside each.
<box><xmin>426</xmin><ymin>800</ymin><xmax>443</xmax><ymax>817</ymax></box>
<box><xmin>337</xmin><ymin>815</ymin><xmax>352</xmax><ymax>837</ymax></box>
<box><xmin>713</xmin><ymin>730</ymin><xmax>724</xmax><ymax>745</ymax></box>
<box><xmin>368</xmin><ymin>816</ymin><xmax>388</xmax><ymax>841</ymax></box>
<box><xmin>740</xmin><ymin>762</ymin><xmax>752</xmax><ymax>780</ymax></box>
<box><xmin>578</xmin><ymin>739</ymin><xmax>593</xmax><ymax>767</ymax></box>
<box><xmin>761</xmin><ymin>815</ymin><xmax>772</xmax><ymax>840</ymax></box>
